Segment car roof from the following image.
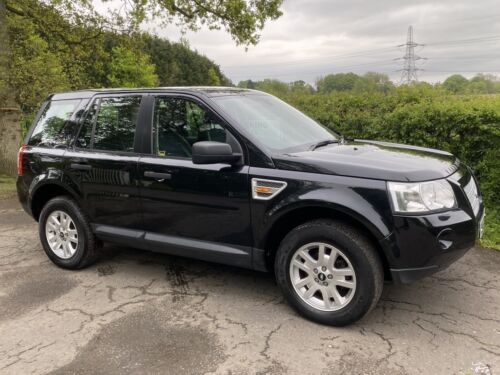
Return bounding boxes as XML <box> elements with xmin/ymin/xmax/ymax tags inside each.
<box><xmin>49</xmin><ymin>86</ymin><xmax>262</xmax><ymax>100</ymax></box>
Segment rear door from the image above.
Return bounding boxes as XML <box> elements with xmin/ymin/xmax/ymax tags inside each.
<box><xmin>137</xmin><ymin>95</ymin><xmax>253</xmax><ymax>267</ymax></box>
<box><xmin>65</xmin><ymin>94</ymin><xmax>145</xmax><ymax>230</ymax></box>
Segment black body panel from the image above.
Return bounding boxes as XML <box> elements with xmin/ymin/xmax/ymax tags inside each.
<box><xmin>64</xmin><ymin>149</ymin><xmax>142</xmax><ymax>229</ymax></box>
<box><xmin>273</xmin><ymin>140</ymin><xmax>459</xmax><ymax>182</ymax></box>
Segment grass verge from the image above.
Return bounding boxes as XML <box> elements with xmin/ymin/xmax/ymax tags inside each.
<box><xmin>481</xmin><ymin>207</ymin><xmax>500</xmax><ymax>250</ymax></box>
<box><xmin>0</xmin><ymin>174</ymin><xmax>17</xmax><ymax>200</ymax></box>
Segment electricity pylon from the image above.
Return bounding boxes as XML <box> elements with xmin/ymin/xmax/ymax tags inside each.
<box><xmin>396</xmin><ymin>26</ymin><xmax>426</xmax><ymax>84</ymax></box>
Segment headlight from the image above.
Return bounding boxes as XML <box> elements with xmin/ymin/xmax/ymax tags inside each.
<box><xmin>388</xmin><ymin>179</ymin><xmax>456</xmax><ymax>213</ymax></box>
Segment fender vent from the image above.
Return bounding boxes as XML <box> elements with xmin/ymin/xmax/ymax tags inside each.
<box><xmin>251</xmin><ymin>178</ymin><xmax>287</xmax><ymax>200</ymax></box>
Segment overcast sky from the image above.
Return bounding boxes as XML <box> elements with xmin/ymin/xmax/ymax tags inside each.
<box><xmin>147</xmin><ymin>0</ymin><xmax>500</xmax><ymax>84</ymax></box>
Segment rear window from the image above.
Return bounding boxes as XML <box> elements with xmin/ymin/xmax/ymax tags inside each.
<box><xmin>28</xmin><ymin>99</ymin><xmax>81</xmax><ymax>147</ymax></box>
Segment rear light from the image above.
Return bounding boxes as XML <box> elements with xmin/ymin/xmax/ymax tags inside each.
<box><xmin>17</xmin><ymin>144</ymin><xmax>26</xmax><ymax>176</ymax></box>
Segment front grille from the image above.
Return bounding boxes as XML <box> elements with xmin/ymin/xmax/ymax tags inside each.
<box><xmin>463</xmin><ymin>176</ymin><xmax>480</xmax><ymax>216</ymax></box>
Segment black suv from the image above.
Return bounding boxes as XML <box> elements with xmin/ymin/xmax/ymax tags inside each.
<box><xmin>17</xmin><ymin>87</ymin><xmax>485</xmax><ymax>326</ymax></box>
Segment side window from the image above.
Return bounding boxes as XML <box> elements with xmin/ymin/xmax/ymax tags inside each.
<box><xmin>152</xmin><ymin>97</ymin><xmax>228</xmax><ymax>158</ymax></box>
<box><xmin>28</xmin><ymin>99</ymin><xmax>81</xmax><ymax>147</ymax></box>
<box><xmin>94</xmin><ymin>97</ymin><xmax>141</xmax><ymax>151</ymax></box>
<box><xmin>75</xmin><ymin>96</ymin><xmax>141</xmax><ymax>152</ymax></box>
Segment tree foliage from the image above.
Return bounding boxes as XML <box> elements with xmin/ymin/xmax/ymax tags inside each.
<box><xmin>442</xmin><ymin>74</ymin><xmax>469</xmax><ymax>94</ymax></box>
<box><xmin>5</xmin><ymin>0</ymin><xmax>283</xmax><ymax>46</ymax></box>
<box><xmin>142</xmin><ymin>35</ymin><xmax>230</xmax><ymax>86</ymax></box>
<box><xmin>316</xmin><ymin>73</ymin><xmax>360</xmax><ymax>93</ymax></box>
<box><xmin>315</xmin><ymin>72</ymin><xmax>395</xmax><ymax>94</ymax></box>
<box><xmin>0</xmin><ymin>1</ymin><xmax>10</xmax><ymax>105</ymax></box>
<box><xmin>238</xmin><ymin>79</ymin><xmax>314</xmax><ymax>96</ymax></box>
<box><xmin>242</xmin><ymin>72</ymin><xmax>500</xmax><ymax>97</ymax></box>
<box><xmin>207</xmin><ymin>68</ymin><xmax>222</xmax><ymax>86</ymax></box>
<box><xmin>6</xmin><ymin>9</ymin><xmax>70</xmax><ymax>112</ymax></box>
<box><xmin>2</xmin><ymin>0</ymin><xmax>230</xmax><ymax>115</ymax></box>
<box><xmin>442</xmin><ymin>74</ymin><xmax>500</xmax><ymax>94</ymax></box>
<box><xmin>106</xmin><ymin>46</ymin><xmax>158</xmax><ymax>88</ymax></box>
<box><xmin>142</xmin><ymin>0</ymin><xmax>283</xmax><ymax>45</ymax></box>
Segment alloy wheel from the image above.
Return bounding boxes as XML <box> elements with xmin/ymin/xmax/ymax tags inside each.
<box><xmin>45</xmin><ymin>210</ymin><xmax>79</xmax><ymax>259</ymax></box>
<box><xmin>289</xmin><ymin>242</ymin><xmax>357</xmax><ymax>311</ymax></box>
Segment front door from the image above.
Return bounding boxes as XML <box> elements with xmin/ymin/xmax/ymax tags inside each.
<box><xmin>138</xmin><ymin>96</ymin><xmax>252</xmax><ymax>267</ymax></box>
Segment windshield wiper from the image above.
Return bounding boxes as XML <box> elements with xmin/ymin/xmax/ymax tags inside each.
<box><xmin>309</xmin><ymin>138</ymin><xmax>342</xmax><ymax>151</ymax></box>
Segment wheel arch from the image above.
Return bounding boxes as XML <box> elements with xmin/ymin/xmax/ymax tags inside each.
<box><xmin>262</xmin><ymin>204</ymin><xmax>392</xmax><ymax>280</ymax></box>
<box><xmin>30</xmin><ymin>181</ymin><xmax>81</xmax><ymax>221</ymax></box>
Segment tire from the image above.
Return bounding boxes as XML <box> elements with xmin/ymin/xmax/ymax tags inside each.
<box><xmin>274</xmin><ymin>220</ymin><xmax>383</xmax><ymax>326</ymax></box>
<box><xmin>39</xmin><ymin>196</ymin><xmax>99</xmax><ymax>269</ymax></box>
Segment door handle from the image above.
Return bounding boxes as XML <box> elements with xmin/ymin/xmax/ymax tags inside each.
<box><xmin>144</xmin><ymin>171</ymin><xmax>172</xmax><ymax>181</ymax></box>
<box><xmin>71</xmin><ymin>163</ymin><xmax>92</xmax><ymax>171</ymax></box>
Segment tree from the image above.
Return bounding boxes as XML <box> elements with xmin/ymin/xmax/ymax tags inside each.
<box><xmin>442</xmin><ymin>74</ymin><xmax>469</xmax><ymax>94</ymax></box>
<box><xmin>106</xmin><ymin>46</ymin><xmax>158</xmax><ymax>87</ymax></box>
<box><xmin>259</xmin><ymin>79</ymin><xmax>291</xmax><ymax>95</ymax></box>
<box><xmin>207</xmin><ymin>68</ymin><xmax>221</xmax><ymax>86</ymax></box>
<box><xmin>358</xmin><ymin>72</ymin><xmax>394</xmax><ymax>93</ymax></box>
<box><xmin>6</xmin><ymin>11</ymin><xmax>70</xmax><ymax>113</ymax></box>
<box><xmin>1</xmin><ymin>0</ymin><xmax>232</xmax><ymax>116</ymax></box>
<box><xmin>289</xmin><ymin>80</ymin><xmax>315</xmax><ymax>94</ymax></box>
<box><xmin>467</xmin><ymin>74</ymin><xmax>499</xmax><ymax>94</ymax></box>
<box><xmin>316</xmin><ymin>73</ymin><xmax>361</xmax><ymax>93</ymax></box>
<box><xmin>0</xmin><ymin>0</ymin><xmax>11</xmax><ymax>106</ymax></box>
<box><xmin>142</xmin><ymin>34</ymin><xmax>229</xmax><ymax>86</ymax></box>
<box><xmin>3</xmin><ymin>0</ymin><xmax>281</xmax><ymax>109</ymax></box>
<box><xmin>237</xmin><ymin>80</ymin><xmax>256</xmax><ymax>89</ymax></box>
<box><xmin>5</xmin><ymin>0</ymin><xmax>284</xmax><ymax>47</ymax></box>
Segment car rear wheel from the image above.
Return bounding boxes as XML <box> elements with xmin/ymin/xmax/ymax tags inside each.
<box><xmin>275</xmin><ymin>220</ymin><xmax>383</xmax><ymax>326</ymax></box>
<box><xmin>39</xmin><ymin>196</ymin><xmax>99</xmax><ymax>269</ymax></box>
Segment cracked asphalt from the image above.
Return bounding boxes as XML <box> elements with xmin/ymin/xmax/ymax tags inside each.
<box><xmin>0</xmin><ymin>197</ymin><xmax>499</xmax><ymax>375</ymax></box>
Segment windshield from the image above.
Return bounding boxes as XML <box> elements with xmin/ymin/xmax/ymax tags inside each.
<box><xmin>213</xmin><ymin>94</ymin><xmax>337</xmax><ymax>152</ymax></box>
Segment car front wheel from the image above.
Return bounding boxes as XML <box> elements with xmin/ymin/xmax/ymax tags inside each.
<box><xmin>275</xmin><ymin>220</ymin><xmax>383</xmax><ymax>326</ymax></box>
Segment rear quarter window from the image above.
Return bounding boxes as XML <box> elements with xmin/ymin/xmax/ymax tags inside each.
<box><xmin>75</xmin><ymin>96</ymin><xmax>141</xmax><ymax>152</ymax></box>
<box><xmin>28</xmin><ymin>99</ymin><xmax>81</xmax><ymax>147</ymax></box>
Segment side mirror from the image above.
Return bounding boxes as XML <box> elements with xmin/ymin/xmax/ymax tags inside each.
<box><xmin>192</xmin><ymin>141</ymin><xmax>242</xmax><ymax>165</ymax></box>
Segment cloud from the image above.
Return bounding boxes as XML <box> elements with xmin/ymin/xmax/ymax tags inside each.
<box><xmin>147</xmin><ymin>0</ymin><xmax>500</xmax><ymax>84</ymax></box>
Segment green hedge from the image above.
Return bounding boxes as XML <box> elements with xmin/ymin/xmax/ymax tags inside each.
<box><xmin>278</xmin><ymin>86</ymin><xmax>500</xmax><ymax>248</ymax></box>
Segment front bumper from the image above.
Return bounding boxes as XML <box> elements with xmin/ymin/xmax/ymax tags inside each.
<box><xmin>385</xmin><ymin>205</ymin><xmax>484</xmax><ymax>284</ymax></box>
